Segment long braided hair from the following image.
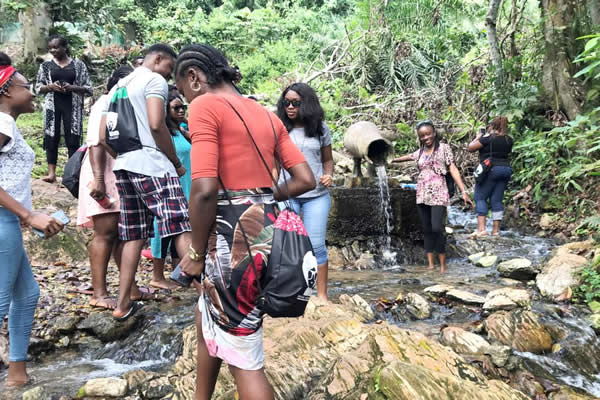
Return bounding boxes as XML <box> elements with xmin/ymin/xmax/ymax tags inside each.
<box><xmin>174</xmin><ymin>44</ymin><xmax>241</xmax><ymax>88</ymax></box>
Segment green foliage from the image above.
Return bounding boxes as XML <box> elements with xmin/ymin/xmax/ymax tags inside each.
<box><xmin>511</xmin><ymin>107</ymin><xmax>600</xmax><ymax>202</ymax></box>
<box><xmin>574</xmin><ymin>33</ymin><xmax>600</xmax><ymax>80</ymax></box>
<box><xmin>574</xmin><ymin>256</ymin><xmax>600</xmax><ymax>305</ymax></box>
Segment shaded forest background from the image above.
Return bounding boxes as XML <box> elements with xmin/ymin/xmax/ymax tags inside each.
<box><xmin>1</xmin><ymin>0</ymin><xmax>599</xmax><ymax>236</ymax></box>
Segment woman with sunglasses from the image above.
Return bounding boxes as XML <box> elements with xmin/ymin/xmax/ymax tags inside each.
<box><xmin>276</xmin><ymin>82</ymin><xmax>333</xmax><ymax>302</ymax></box>
<box><xmin>148</xmin><ymin>92</ymin><xmax>192</xmax><ymax>289</ymax></box>
<box><xmin>0</xmin><ymin>52</ymin><xmax>64</xmax><ymax>386</ymax></box>
<box><xmin>392</xmin><ymin>120</ymin><xmax>472</xmax><ymax>273</ymax></box>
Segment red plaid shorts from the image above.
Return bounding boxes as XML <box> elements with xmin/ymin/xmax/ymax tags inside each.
<box><xmin>114</xmin><ymin>170</ymin><xmax>191</xmax><ymax>241</ymax></box>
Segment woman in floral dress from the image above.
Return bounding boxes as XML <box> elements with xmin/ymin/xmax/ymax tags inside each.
<box><xmin>393</xmin><ymin>120</ymin><xmax>472</xmax><ymax>273</ymax></box>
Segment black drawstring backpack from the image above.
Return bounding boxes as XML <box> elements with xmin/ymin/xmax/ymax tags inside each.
<box><xmin>62</xmin><ymin>145</ymin><xmax>87</xmax><ymax>198</ymax></box>
<box><xmin>221</xmin><ymin>99</ymin><xmax>317</xmax><ymax>318</ymax></box>
<box><xmin>105</xmin><ymin>75</ymin><xmax>142</xmax><ymax>154</ymax></box>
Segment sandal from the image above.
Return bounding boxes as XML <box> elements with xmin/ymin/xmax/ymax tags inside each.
<box><xmin>130</xmin><ymin>291</ymin><xmax>159</xmax><ymax>302</ymax></box>
<box><xmin>113</xmin><ymin>302</ymin><xmax>143</xmax><ymax>322</ymax></box>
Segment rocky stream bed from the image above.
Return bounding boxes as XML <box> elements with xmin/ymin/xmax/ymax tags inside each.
<box><xmin>1</xmin><ymin>180</ymin><xmax>599</xmax><ymax>400</ymax></box>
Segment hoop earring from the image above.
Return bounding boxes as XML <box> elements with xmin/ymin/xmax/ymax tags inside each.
<box><xmin>191</xmin><ymin>81</ymin><xmax>202</xmax><ymax>92</ymax></box>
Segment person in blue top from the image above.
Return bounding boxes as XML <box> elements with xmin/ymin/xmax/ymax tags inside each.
<box><xmin>149</xmin><ymin>92</ymin><xmax>192</xmax><ymax>289</ymax></box>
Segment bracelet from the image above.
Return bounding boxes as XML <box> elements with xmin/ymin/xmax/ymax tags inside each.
<box><xmin>188</xmin><ymin>244</ymin><xmax>207</xmax><ymax>262</ymax></box>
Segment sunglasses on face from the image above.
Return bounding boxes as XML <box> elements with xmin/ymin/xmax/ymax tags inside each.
<box><xmin>283</xmin><ymin>99</ymin><xmax>301</xmax><ymax>108</ymax></box>
<box><xmin>173</xmin><ymin>105</ymin><xmax>187</xmax><ymax>112</ymax></box>
<box><xmin>416</xmin><ymin>119</ymin><xmax>435</xmax><ymax>130</ymax></box>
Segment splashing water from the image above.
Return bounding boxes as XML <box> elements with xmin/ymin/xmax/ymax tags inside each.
<box><xmin>375</xmin><ymin>165</ymin><xmax>397</xmax><ymax>265</ymax></box>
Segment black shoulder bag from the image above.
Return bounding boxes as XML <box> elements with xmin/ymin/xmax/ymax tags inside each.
<box><xmin>473</xmin><ymin>135</ymin><xmax>493</xmax><ymax>184</ymax></box>
<box><xmin>105</xmin><ymin>74</ymin><xmax>143</xmax><ymax>154</ymax></box>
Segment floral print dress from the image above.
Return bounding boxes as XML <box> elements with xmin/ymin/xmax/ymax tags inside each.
<box><xmin>411</xmin><ymin>143</ymin><xmax>454</xmax><ymax>206</ymax></box>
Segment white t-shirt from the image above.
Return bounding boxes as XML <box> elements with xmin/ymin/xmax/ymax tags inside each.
<box><xmin>108</xmin><ymin>67</ymin><xmax>176</xmax><ymax>177</ymax></box>
<box><xmin>87</xmin><ymin>94</ymin><xmax>109</xmax><ymax>146</ymax></box>
<box><xmin>0</xmin><ymin>112</ymin><xmax>35</xmax><ymax>210</ymax></box>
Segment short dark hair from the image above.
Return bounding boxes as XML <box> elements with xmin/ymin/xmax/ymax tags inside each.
<box><xmin>175</xmin><ymin>44</ymin><xmax>242</xmax><ymax>86</ymax></box>
<box><xmin>0</xmin><ymin>52</ymin><xmax>12</xmax><ymax>66</ymax></box>
<box><xmin>107</xmin><ymin>65</ymin><xmax>134</xmax><ymax>92</ymax></box>
<box><xmin>47</xmin><ymin>34</ymin><xmax>70</xmax><ymax>55</ymax></box>
<box><xmin>276</xmin><ymin>82</ymin><xmax>325</xmax><ymax>138</ymax></box>
<box><xmin>145</xmin><ymin>44</ymin><xmax>177</xmax><ymax>60</ymax></box>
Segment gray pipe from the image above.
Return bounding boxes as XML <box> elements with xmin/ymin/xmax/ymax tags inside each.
<box><xmin>344</xmin><ymin>121</ymin><xmax>392</xmax><ymax>177</ymax></box>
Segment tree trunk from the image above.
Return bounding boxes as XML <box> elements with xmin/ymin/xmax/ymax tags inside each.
<box><xmin>588</xmin><ymin>0</ymin><xmax>600</xmax><ymax>26</ymax></box>
<box><xmin>540</xmin><ymin>0</ymin><xmax>584</xmax><ymax>120</ymax></box>
<box><xmin>486</xmin><ymin>0</ymin><xmax>504</xmax><ymax>88</ymax></box>
<box><xmin>18</xmin><ymin>3</ymin><xmax>52</xmax><ymax>60</ymax></box>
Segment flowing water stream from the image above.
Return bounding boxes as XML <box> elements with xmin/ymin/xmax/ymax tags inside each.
<box><xmin>375</xmin><ymin>165</ymin><xmax>397</xmax><ymax>265</ymax></box>
<box><xmin>2</xmin><ymin>207</ymin><xmax>600</xmax><ymax>399</ymax></box>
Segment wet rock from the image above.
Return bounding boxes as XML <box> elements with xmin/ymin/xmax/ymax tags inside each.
<box><xmin>549</xmin><ymin>387</ymin><xmax>598</xmax><ymax>399</ymax></box>
<box><xmin>354</xmin><ymin>253</ymin><xmax>375</xmax><ymax>269</ymax></box>
<box><xmin>452</xmin><ymin>236</ymin><xmax>486</xmax><ymax>258</ymax></box>
<box><xmin>165</xmin><ymin>299</ymin><xmax>530</xmax><ymax>399</ymax></box>
<box><xmin>446</xmin><ymin>289</ymin><xmax>485</xmax><ymax>305</ymax></box>
<box><xmin>588</xmin><ymin>313</ymin><xmax>600</xmax><ymax>332</ymax></box>
<box><xmin>140</xmin><ymin>377</ymin><xmax>174</xmax><ymax>399</ymax></box>
<box><xmin>483</xmin><ymin>288</ymin><xmax>531</xmax><ymax>311</ymax></box>
<box><xmin>512</xmin><ymin>370</ymin><xmax>546</xmax><ymax>398</ymax></box>
<box><xmin>22</xmin><ymin>386</ymin><xmax>49</xmax><ymax>400</ymax></box>
<box><xmin>485</xmin><ymin>310</ymin><xmax>552</xmax><ymax>353</ymax></box>
<box><xmin>486</xmin><ymin>344</ymin><xmax>512</xmax><ymax>367</ymax></box>
<box><xmin>536</xmin><ymin>242</ymin><xmax>589</xmax><ymax>300</ymax></box>
<box><xmin>499</xmin><ymin>278</ymin><xmax>524</xmax><ymax>286</ymax></box>
<box><xmin>53</xmin><ymin>315</ymin><xmax>82</xmax><ymax>334</ymax></box>
<box><xmin>497</xmin><ymin>258</ymin><xmax>537</xmax><ymax>281</ymax></box>
<box><xmin>328</xmin><ymin>247</ymin><xmax>346</xmax><ymax>270</ymax></box>
<box><xmin>468</xmin><ymin>251</ymin><xmax>485</xmax><ymax>264</ymax></box>
<box><xmin>476</xmin><ymin>255</ymin><xmax>498</xmax><ymax>268</ymax></box>
<box><xmin>377</xmin><ymin>360</ymin><xmax>528</xmax><ymax>400</ymax></box>
<box><xmin>77</xmin><ymin>311</ymin><xmax>141</xmax><ymax>342</ymax></box>
<box><xmin>338</xmin><ymin>294</ymin><xmax>375</xmax><ymax>321</ymax></box>
<box><xmin>404</xmin><ymin>293</ymin><xmax>431</xmax><ymax>320</ymax></box>
<box><xmin>423</xmin><ymin>284</ymin><xmax>454</xmax><ymax>297</ymax></box>
<box><xmin>439</xmin><ymin>327</ymin><xmax>490</xmax><ymax>355</ymax></box>
<box><xmin>539</xmin><ymin>213</ymin><xmax>555</xmax><ymax>230</ymax></box>
<box><xmin>79</xmin><ymin>377</ymin><xmax>128</xmax><ymax>397</ymax></box>
<box><xmin>123</xmin><ymin>369</ymin><xmax>159</xmax><ymax>392</ymax></box>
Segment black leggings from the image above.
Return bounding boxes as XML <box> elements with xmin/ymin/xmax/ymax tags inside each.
<box><xmin>45</xmin><ymin>100</ymin><xmax>80</xmax><ymax>164</ymax></box>
<box><xmin>159</xmin><ymin>236</ymin><xmax>179</xmax><ymax>260</ymax></box>
<box><xmin>417</xmin><ymin>204</ymin><xmax>446</xmax><ymax>254</ymax></box>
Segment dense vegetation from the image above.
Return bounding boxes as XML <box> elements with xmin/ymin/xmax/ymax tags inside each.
<box><xmin>3</xmin><ymin>0</ymin><xmax>599</xmax><ymax>239</ymax></box>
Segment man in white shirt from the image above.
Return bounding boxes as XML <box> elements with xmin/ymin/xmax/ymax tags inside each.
<box><xmin>97</xmin><ymin>44</ymin><xmax>193</xmax><ymax>321</ymax></box>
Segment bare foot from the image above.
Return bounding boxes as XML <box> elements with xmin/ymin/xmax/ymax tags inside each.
<box><xmin>427</xmin><ymin>265</ymin><xmax>435</xmax><ymax>271</ymax></box>
<box><xmin>42</xmin><ymin>174</ymin><xmax>56</xmax><ymax>183</ymax></box>
<box><xmin>313</xmin><ymin>296</ymin><xmax>330</xmax><ymax>305</ymax></box>
<box><xmin>90</xmin><ymin>296</ymin><xmax>117</xmax><ymax>310</ymax></box>
<box><xmin>7</xmin><ymin>362</ymin><xmax>30</xmax><ymax>387</ymax></box>
<box><xmin>150</xmin><ymin>279</ymin><xmax>180</xmax><ymax>290</ymax></box>
<box><xmin>440</xmin><ymin>266</ymin><xmax>447</xmax><ymax>273</ymax></box>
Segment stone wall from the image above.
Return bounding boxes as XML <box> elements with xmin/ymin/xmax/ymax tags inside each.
<box><xmin>327</xmin><ymin>182</ymin><xmax>421</xmax><ymax>245</ymax></box>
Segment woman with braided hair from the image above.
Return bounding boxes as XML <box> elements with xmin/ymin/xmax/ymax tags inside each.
<box><xmin>0</xmin><ymin>52</ymin><xmax>64</xmax><ymax>386</ymax></box>
<box><xmin>174</xmin><ymin>44</ymin><xmax>315</xmax><ymax>399</ymax></box>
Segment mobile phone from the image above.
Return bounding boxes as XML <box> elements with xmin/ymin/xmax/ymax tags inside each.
<box><xmin>169</xmin><ymin>264</ymin><xmax>194</xmax><ymax>287</ymax></box>
<box><xmin>33</xmin><ymin>209</ymin><xmax>70</xmax><ymax>238</ymax></box>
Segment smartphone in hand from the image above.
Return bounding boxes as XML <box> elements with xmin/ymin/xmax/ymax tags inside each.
<box><xmin>33</xmin><ymin>209</ymin><xmax>70</xmax><ymax>238</ymax></box>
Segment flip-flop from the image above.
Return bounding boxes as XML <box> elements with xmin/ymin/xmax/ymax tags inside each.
<box><xmin>137</xmin><ymin>286</ymin><xmax>155</xmax><ymax>294</ymax></box>
<box><xmin>89</xmin><ymin>297</ymin><xmax>117</xmax><ymax>310</ymax></box>
<box><xmin>131</xmin><ymin>291</ymin><xmax>159</xmax><ymax>301</ymax></box>
<box><xmin>113</xmin><ymin>302</ymin><xmax>143</xmax><ymax>322</ymax></box>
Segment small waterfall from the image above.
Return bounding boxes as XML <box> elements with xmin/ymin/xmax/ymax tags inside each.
<box><xmin>375</xmin><ymin>165</ymin><xmax>397</xmax><ymax>265</ymax></box>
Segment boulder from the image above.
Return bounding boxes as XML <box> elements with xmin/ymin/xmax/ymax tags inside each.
<box><xmin>77</xmin><ymin>311</ymin><xmax>141</xmax><ymax>342</ymax></box>
<box><xmin>404</xmin><ymin>293</ymin><xmax>431</xmax><ymax>320</ymax></box>
<box><xmin>338</xmin><ymin>294</ymin><xmax>375</xmax><ymax>321</ymax></box>
<box><xmin>446</xmin><ymin>289</ymin><xmax>485</xmax><ymax>305</ymax></box>
<box><xmin>354</xmin><ymin>253</ymin><xmax>375</xmax><ymax>270</ymax></box>
<box><xmin>485</xmin><ymin>310</ymin><xmax>552</xmax><ymax>353</ymax></box>
<box><xmin>140</xmin><ymin>377</ymin><xmax>174</xmax><ymax>399</ymax></box>
<box><xmin>328</xmin><ymin>247</ymin><xmax>346</xmax><ymax>270</ymax></box>
<box><xmin>468</xmin><ymin>252</ymin><xmax>485</xmax><ymax>264</ymax></box>
<box><xmin>22</xmin><ymin>386</ymin><xmax>49</xmax><ymax>400</ymax></box>
<box><xmin>476</xmin><ymin>255</ymin><xmax>498</xmax><ymax>268</ymax></box>
<box><xmin>497</xmin><ymin>258</ymin><xmax>537</xmax><ymax>281</ymax></box>
<box><xmin>486</xmin><ymin>344</ymin><xmax>512</xmax><ymax>367</ymax></box>
<box><xmin>483</xmin><ymin>288</ymin><xmax>531</xmax><ymax>311</ymax></box>
<box><xmin>539</xmin><ymin>213</ymin><xmax>555</xmax><ymax>229</ymax></box>
<box><xmin>423</xmin><ymin>284</ymin><xmax>454</xmax><ymax>297</ymax></box>
<box><xmin>536</xmin><ymin>243</ymin><xmax>589</xmax><ymax>299</ymax></box>
<box><xmin>165</xmin><ymin>297</ymin><xmax>530</xmax><ymax>399</ymax></box>
<box><xmin>53</xmin><ymin>315</ymin><xmax>82</xmax><ymax>334</ymax></box>
<box><xmin>79</xmin><ymin>377</ymin><xmax>128</xmax><ymax>397</ymax></box>
<box><xmin>439</xmin><ymin>327</ymin><xmax>490</xmax><ymax>355</ymax></box>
